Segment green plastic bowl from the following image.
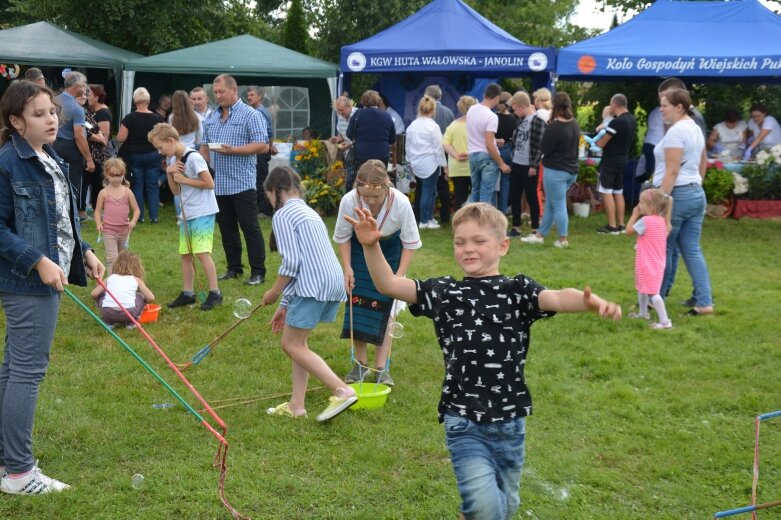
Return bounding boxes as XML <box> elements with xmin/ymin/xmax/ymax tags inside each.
<box><xmin>348</xmin><ymin>382</ymin><xmax>392</xmax><ymax>410</ymax></box>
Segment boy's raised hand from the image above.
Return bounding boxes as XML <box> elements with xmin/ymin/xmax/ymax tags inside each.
<box><xmin>583</xmin><ymin>285</ymin><xmax>622</xmax><ymax>321</ymax></box>
<box><xmin>343</xmin><ymin>207</ymin><xmax>382</xmax><ymax>247</ymax></box>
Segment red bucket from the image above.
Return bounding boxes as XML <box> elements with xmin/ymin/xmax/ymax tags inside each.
<box><xmin>138</xmin><ymin>304</ymin><xmax>161</xmax><ymax>323</ymax></box>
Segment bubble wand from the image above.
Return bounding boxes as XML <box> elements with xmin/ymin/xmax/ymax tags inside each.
<box><xmin>64</xmin><ymin>285</ymin><xmax>248</xmax><ymax>519</ymax></box>
<box><xmin>176</xmin><ymin>298</ymin><xmax>265</xmax><ymax>370</ymax></box>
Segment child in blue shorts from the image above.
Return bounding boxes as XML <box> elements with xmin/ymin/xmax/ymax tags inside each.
<box><xmin>261</xmin><ymin>166</ymin><xmax>357</xmax><ymax>422</ymax></box>
<box><xmin>148</xmin><ymin>123</ymin><xmax>222</xmax><ymax>311</ymax></box>
<box><xmin>346</xmin><ymin>202</ymin><xmax>622</xmax><ymax>519</ymax></box>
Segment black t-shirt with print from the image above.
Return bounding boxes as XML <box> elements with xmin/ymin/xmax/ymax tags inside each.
<box><xmin>409</xmin><ymin>274</ymin><xmax>555</xmax><ymax>424</ymax></box>
<box><xmin>600</xmin><ymin>111</ymin><xmax>637</xmax><ymax>170</ymax></box>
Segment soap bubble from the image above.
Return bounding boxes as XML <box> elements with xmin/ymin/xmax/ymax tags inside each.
<box><xmin>388</xmin><ymin>321</ymin><xmax>405</xmax><ymax>339</ymax></box>
<box><xmin>131</xmin><ymin>474</ymin><xmax>145</xmax><ymax>489</ymax></box>
<box><xmin>233</xmin><ymin>298</ymin><xmax>252</xmax><ymax>319</ymax></box>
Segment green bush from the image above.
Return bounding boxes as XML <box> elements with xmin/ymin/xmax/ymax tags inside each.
<box><xmin>703</xmin><ymin>163</ymin><xmax>734</xmax><ymax>204</ymax></box>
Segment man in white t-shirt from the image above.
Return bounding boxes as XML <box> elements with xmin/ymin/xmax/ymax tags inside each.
<box><xmin>466</xmin><ymin>83</ymin><xmax>511</xmax><ymax>205</ymax></box>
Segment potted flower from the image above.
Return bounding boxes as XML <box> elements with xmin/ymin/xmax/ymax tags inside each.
<box><xmin>569</xmin><ymin>158</ymin><xmax>598</xmax><ymax>217</ymax></box>
<box><xmin>703</xmin><ymin>161</ymin><xmax>735</xmax><ymax>218</ymax></box>
<box><xmin>732</xmin><ymin>144</ymin><xmax>781</xmax><ymax>218</ymax></box>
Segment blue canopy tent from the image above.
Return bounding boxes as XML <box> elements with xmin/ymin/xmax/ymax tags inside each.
<box><xmin>557</xmin><ymin>0</ymin><xmax>781</xmax><ymax>82</ymax></box>
<box><xmin>339</xmin><ymin>0</ymin><xmax>555</xmax><ymax>125</ymax></box>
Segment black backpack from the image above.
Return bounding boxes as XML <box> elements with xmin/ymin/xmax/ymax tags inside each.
<box><xmin>181</xmin><ymin>150</ymin><xmax>215</xmax><ymax>178</ymax></box>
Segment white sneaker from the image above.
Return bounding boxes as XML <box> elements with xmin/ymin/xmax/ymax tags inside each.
<box><xmin>650</xmin><ymin>321</ymin><xmax>673</xmax><ymax>330</ymax></box>
<box><xmin>520</xmin><ymin>233</ymin><xmax>544</xmax><ymax>244</ymax></box>
<box><xmin>553</xmin><ymin>240</ymin><xmax>569</xmax><ymax>248</ymax></box>
<box><xmin>426</xmin><ymin>220</ymin><xmax>441</xmax><ymax>229</ymax></box>
<box><xmin>418</xmin><ymin>221</ymin><xmax>430</xmax><ymax>229</ymax></box>
<box><xmin>0</xmin><ymin>462</ymin><xmax>70</xmax><ymax>495</ymax></box>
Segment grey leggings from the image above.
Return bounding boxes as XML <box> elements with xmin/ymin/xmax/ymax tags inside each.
<box><xmin>0</xmin><ymin>292</ymin><xmax>60</xmax><ymax>473</ymax></box>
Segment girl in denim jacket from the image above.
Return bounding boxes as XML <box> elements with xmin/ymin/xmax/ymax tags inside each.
<box><xmin>0</xmin><ymin>81</ymin><xmax>105</xmax><ymax>495</ymax></box>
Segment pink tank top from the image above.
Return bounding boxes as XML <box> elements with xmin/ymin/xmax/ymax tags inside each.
<box><xmin>102</xmin><ymin>188</ymin><xmax>131</xmax><ymax>235</ymax></box>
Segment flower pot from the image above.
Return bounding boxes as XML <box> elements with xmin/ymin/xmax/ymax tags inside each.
<box><xmin>706</xmin><ymin>196</ymin><xmax>733</xmax><ymax>219</ymax></box>
<box><xmin>572</xmin><ymin>202</ymin><xmax>590</xmax><ymax>218</ymax></box>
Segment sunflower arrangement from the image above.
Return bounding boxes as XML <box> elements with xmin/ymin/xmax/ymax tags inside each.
<box><xmin>294</xmin><ymin>141</ymin><xmax>345</xmax><ymax>215</ymax></box>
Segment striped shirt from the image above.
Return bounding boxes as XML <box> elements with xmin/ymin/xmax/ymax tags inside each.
<box><xmin>272</xmin><ymin>198</ymin><xmax>346</xmax><ymax>307</ymax></box>
<box><xmin>202</xmin><ymin>99</ymin><xmax>268</xmax><ymax>196</ymax></box>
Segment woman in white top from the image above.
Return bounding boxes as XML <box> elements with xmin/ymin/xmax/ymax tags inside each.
<box><xmin>652</xmin><ymin>88</ymin><xmax>713</xmax><ymax>316</ymax></box>
<box><xmin>747</xmin><ymin>102</ymin><xmax>781</xmax><ymax>155</ymax></box>
<box><xmin>333</xmin><ymin>160</ymin><xmax>421</xmax><ymax>386</ymax></box>
<box><xmin>707</xmin><ymin>108</ymin><xmax>747</xmax><ymax>158</ymax></box>
<box><xmin>406</xmin><ymin>95</ymin><xmax>447</xmax><ymax>229</ymax></box>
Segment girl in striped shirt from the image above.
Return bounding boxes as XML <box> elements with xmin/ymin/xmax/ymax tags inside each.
<box><xmin>626</xmin><ymin>188</ymin><xmax>673</xmax><ymax>329</ymax></box>
<box><xmin>260</xmin><ymin>167</ymin><xmax>357</xmax><ymax>421</ymax></box>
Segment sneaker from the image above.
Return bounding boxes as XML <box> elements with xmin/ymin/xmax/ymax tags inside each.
<box><xmin>553</xmin><ymin>240</ymin><xmax>569</xmax><ymax>248</ymax></box>
<box><xmin>375</xmin><ymin>370</ymin><xmax>395</xmax><ymax>387</ymax></box>
<box><xmin>344</xmin><ymin>363</ymin><xmax>371</xmax><ymax>383</ymax></box>
<box><xmin>617</xmin><ymin>225</ymin><xmax>626</xmax><ymax>234</ymax></box>
<box><xmin>628</xmin><ymin>312</ymin><xmax>651</xmax><ymax>319</ymax></box>
<box><xmin>426</xmin><ymin>220</ymin><xmax>441</xmax><ymax>229</ymax></box>
<box><xmin>520</xmin><ymin>233</ymin><xmax>544</xmax><ymax>244</ymax></box>
<box><xmin>506</xmin><ymin>229</ymin><xmax>522</xmax><ymax>238</ymax></box>
<box><xmin>316</xmin><ymin>393</ymin><xmax>358</xmax><ymax>422</ymax></box>
<box><xmin>217</xmin><ymin>270</ymin><xmax>243</xmax><ymax>281</ymax></box>
<box><xmin>200</xmin><ymin>291</ymin><xmax>223</xmax><ymax>311</ymax></box>
<box><xmin>681</xmin><ymin>297</ymin><xmax>696</xmax><ymax>308</ymax></box>
<box><xmin>596</xmin><ymin>225</ymin><xmax>621</xmax><ymax>235</ymax></box>
<box><xmin>0</xmin><ymin>462</ymin><xmax>70</xmax><ymax>495</ymax></box>
<box><xmin>650</xmin><ymin>321</ymin><xmax>673</xmax><ymax>330</ymax></box>
<box><xmin>167</xmin><ymin>292</ymin><xmax>196</xmax><ymax>308</ymax></box>
<box><xmin>418</xmin><ymin>221</ymin><xmax>430</xmax><ymax>230</ymax></box>
<box><xmin>266</xmin><ymin>402</ymin><xmax>307</xmax><ymax>418</ymax></box>
<box><xmin>126</xmin><ymin>323</ymin><xmax>136</xmax><ymax>330</ymax></box>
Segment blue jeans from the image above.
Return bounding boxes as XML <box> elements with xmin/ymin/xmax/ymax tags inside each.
<box><xmin>497</xmin><ymin>145</ymin><xmax>513</xmax><ymax>212</ymax></box>
<box><xmin>0</xmin><ymin>292</ymin><xmax>60</xmax><ymax>473</ymax></box>
<box><xmin>469</xmin><ymin>152</ymin><xmax>501</xmax><ymax>205</ymax></box>
<box><xmin>445</xmin><ymin>412</ymin><xmax>526</xmax><ymax>520</ymax></box>
<box><xmin>131</xmin><ymin>150</ymin><xmax>162</xmax><ymax>222</ymax></box>
<box><xmin>661</xmin><ymin>185</ymin><xmax>713</xmax><ymax>306</ymax></box>
<box><xmin>537</xmin><ymin>167</ymin><xmax>577</xmax><ymax>239</ymax></box>
<box><xmin>417</xmin><ymin>168</ymin><xmax>440</xmax><ymax>223</ymax></box>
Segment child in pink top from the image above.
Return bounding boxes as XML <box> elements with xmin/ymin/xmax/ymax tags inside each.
<box><xmin>94</xmin><ymin>158</ymin><xmax>140</xmax><ymax>273</ymax></box>
<box><xmin>626</xmin><ymin>188</ymin><xmax>673</xmax><ymax>329</ymax></box>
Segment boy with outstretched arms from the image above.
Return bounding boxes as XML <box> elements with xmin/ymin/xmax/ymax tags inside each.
<box><xmin>345</xmin><ymin>202</ymin><xmax>621</xmax><ymax>520</ymax></box>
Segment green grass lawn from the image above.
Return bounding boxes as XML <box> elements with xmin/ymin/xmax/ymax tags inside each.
<box><xmin>0</xmin><ymin>206</ymin><xmax>780</xmax><ymax>519</ymax></box>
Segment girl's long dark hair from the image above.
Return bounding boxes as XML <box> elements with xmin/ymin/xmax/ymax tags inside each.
<box><xmin>263</xmin><ymin>166</ymin><xmax>303</xmax><ymax>252</ymax></box>
<box><xmin>1</xmin><ymin>81</ymin><xmax>57</xmax><ymax>145</ymax></box>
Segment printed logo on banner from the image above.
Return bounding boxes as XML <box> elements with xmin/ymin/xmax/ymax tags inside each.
<box><xmin>577</xmin><ymin>55</ymin><xmax>597</xmax><ymax>74</ymax></box>
<box><xmin>528</xmin><ymin>52</ymin><xmax>548</xmax><ymax>72</ymax></box>
<box><xmin>347</xmin><ymin>52</ymin><xmax>367</xmax><ymax>72</ymax></box>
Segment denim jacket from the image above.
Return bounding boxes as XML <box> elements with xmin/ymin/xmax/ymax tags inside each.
<box><xmin>0</xmin><ymin>133</ymin><xmax>92</xmax><ymax>295</ymax></box>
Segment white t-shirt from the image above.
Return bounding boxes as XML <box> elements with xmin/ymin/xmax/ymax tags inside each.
<box><xmin>102</xmin><ymin>274</ymin><xmax>139</xmax><ymax>309</ymax></box>
<box><xmin>466</xmin><ymin>103</ymin><xmax>498</xmax><ymax>154</ymax></box>
<box><xmin>405</xmin><ymin>117</ymin><xmax>446</xmax><ymax>179</ymax></box>
<box><xmin>333</xmin><ymin>187</ymin><xmax>421</xmax><ymax>250</ymax></box>
<box><xmin>169</xmin><ymin>148</ymin><xmax>220</xmax><ymax>220</ymax></box>
<box><xmin>748</xmin><ymin>114</ymin><xmax>781</xmax><ymax>149</ymax></box>
<box><xmin>644</xmin><ymin>107</ymin><xmax>664</xmax><ymax>145</ymax></box>
<box><xmin>652</xmin><ymin>118</ymin><xmax>704</xmax><ymax>188</ymax></box>
<box><xmin>713</xmin><ymin>120</ymin><xmax>747</xmax><ymax>154</ymax></box>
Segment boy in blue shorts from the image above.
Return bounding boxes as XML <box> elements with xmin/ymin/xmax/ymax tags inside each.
<box><xmin>148</xmin><ymin>123</ymin><xmax>223</xmax><ymax>310</ymax></box>
<box><xmin>346</xmin><ymin>202</ymin><xmax>622</xmax><ymax>519</ymax></box>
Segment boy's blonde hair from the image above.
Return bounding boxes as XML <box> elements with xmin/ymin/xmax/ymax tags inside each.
<box><xmin>111</xmin><ymin>250</ymin><xmax>145</xmax><ymax>279</ymax></box>
<box><xmin>147</xmin><ymin>122</ymin><xmax>180</xmax><ymax>145</ymax></box>
<box><xmin>102</xmin><ymin>158</ymin><xmax>130</xmax><ymax>187</ymax></box>
<box><xmin>452</xmin><ymin>203</ymin><xmax>507</xmax><ymax>239</ymax></box>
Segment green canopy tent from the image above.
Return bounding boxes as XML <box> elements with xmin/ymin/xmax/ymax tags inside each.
<box><xmin>124</xmin><ymin>35</ymin><xmax>339</xmax><ymax>139</ymax></box>
<box><xmin>0</xmin><ymin>21</ymin><xmax>141</xmax><ymax>110</ymax></box>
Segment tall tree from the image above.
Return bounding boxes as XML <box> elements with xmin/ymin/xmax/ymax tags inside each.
<box><xmin>7</xmin><ymin>0</ymin><xmax>269</xmax><ymax>55</ymax></box>
<box><xmin>281</xmin><ymin>0</ymin><xmax>310</xmax><ymax>54</ymax></box>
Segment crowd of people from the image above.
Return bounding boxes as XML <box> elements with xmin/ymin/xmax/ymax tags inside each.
<box><xmin>1</xmin><ymin>67</ymin><xmax>770</xmax><ymax>517</ymax></box>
